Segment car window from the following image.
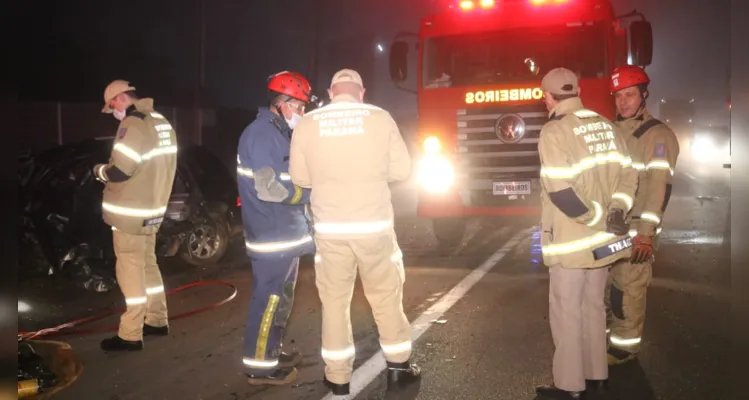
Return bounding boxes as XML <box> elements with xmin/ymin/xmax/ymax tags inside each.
<box><xmin>183</xmin><ymin>147</ymin><xmax>234</xmax><ymax>201</ymax></box>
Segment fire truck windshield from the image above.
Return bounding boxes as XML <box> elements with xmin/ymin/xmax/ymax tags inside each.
<box><xmin>422</xmin><ymin>23</ymin><xmax>607</xmax><ymax>89</ymax></box>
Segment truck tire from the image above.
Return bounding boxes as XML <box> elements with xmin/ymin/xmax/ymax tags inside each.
<box><xmin>179</xmin><ymin>215</ymin><xmax>230</xmax><ymax>267</ymax></box>
<box><xmin>432</xmin><ymin>217</ymin><xmax>466</xmax><ymax>249</ymax></box>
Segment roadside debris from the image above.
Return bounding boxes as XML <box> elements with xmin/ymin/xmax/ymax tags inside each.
<box><xmin>18</xmin><ymin>341</ymin><xmax>57</xmax><ymax>398</ymax></box>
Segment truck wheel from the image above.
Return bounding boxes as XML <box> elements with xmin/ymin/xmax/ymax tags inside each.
<box><xmin>432</xmin><ymin>217</ymin><xmax>466</xmax><ymax>249</ymax></box>
<box><xmin>179</xmin><ymin>216</ymin><xmax>230</xmax><ymax>266</ymax></box>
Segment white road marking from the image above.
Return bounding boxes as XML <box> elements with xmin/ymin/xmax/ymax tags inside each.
<box><xmin>320</xmin><ymin>227</ymin><xmax>533</xmax><ymax>399</ymax></box>
<box><xmin>684</xmin><ymin>173</ymin><xmax>697</xmax><ymax>180</ymax></box>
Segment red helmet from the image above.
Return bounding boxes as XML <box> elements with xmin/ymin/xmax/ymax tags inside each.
<box><xmin>610</xmin><ymin>65</ymin><xmax>650</xmax><ymax>93</ymax></box>
<box><xmin>267</xmin><ymin>71</ymin><xmax>312</xmax><ymax>103</ymax></box>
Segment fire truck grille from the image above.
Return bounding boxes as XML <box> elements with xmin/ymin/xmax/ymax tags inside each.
<box><xmin>455</xmin><ymin>102</ymin><xmax>548</xmax><ymax>207</ymax></box>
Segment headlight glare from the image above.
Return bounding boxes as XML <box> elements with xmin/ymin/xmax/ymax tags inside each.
<box><xmin>423</xmin><ymin>136</ymin><xmax>441</xmax><ymax>155</ymax></box>
<box><xmin>416</xmin><ymin>155</ymin><xmax>455</xmax><ymax>193</ymax></box>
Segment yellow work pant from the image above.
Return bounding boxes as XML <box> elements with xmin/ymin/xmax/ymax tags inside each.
<box><xmin>314</xmin><ymin>233</ymin><xmax>412</xmax><ymax>385</ymax></box>
<box><xmin>549</xmin><ymin>265</ymin><xmax>609</xmax><ymax>392</ymax></box>
<box><xmin>605</xmin><ymin>258</ymin><xmax>653</xmax><ymax>353</ymax></box>
<box><xmin>113</xmin><ymin>230</ymin><xmax>168</xmax><ymax>341</ymax></box>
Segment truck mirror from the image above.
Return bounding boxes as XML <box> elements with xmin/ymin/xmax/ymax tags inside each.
<box><xmin>629</xmin><ymin>20</ymin><xmax>653</xmax><ymax>66</ymax></box>
<box><xmin>389</xmin><ymin>41</ymin><xmax>409</xmax><ymax>82</ymax></box>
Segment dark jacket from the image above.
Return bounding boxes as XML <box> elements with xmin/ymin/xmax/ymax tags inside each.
<box><xmin>237</xmin><ymin>107</ymin><xmax>314</xmax><ymax>260</ymax></box>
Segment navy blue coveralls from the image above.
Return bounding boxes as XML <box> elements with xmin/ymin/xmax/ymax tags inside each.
<box><xmin>236</xmin><ymin>107</ymin><xmax>315</xmax><ymax>374</ymax></box>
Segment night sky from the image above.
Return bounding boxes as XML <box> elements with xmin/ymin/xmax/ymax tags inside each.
<box><xmin>22</xmin><ymin>0</ymin><xmax>730</xmax><ymax>120</ymax></box>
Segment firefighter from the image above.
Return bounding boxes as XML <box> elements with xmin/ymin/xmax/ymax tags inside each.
<box><xmin>93</xmin><ymin>80</ymin><xmax>178</xmax><ymax>352</ymax></box>
<box><xmin>534</xmin><ymin>68</ymin><xmax>638</xmax><ymax>399</ymax></box>
<box><xmin>606</xmin><ymin>65</ymin><xmax>680</xmax><ymax>365</ymax></box>
<box><xmin>288</xmin><ymin>69</ymin><xmax>420</xmax><ymax>395</ymax></box>
<box><xmin>236</xmin><ymin>71</ymin><xmax>316</xmax><ymax>385</ymax></box>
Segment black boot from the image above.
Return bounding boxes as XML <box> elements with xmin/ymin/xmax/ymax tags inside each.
<box><xmin>323</xmin><ymin>377</ymin><xmax>350</xmax><ymax>395</ymax></box>
<box><xmin>143</xmin><ymin>324</ymin><xmax>169</xmax><ymax>336</ymax></box>
<box><xmin>535</xmin><ymin>385</ymin><xmax>586</xmax><ymax>399</ymax></box>
<box><xmin>386</xmin><ymin>361</ymin><xmax>421</xmax><ymax>392</ymax></box>
<box><xmin>247</xmin><ymin>367</ymin><xmax>297</xmax><ymax>386</ymax></box>
<box><xmin>585</xmin><ymin>379</ymin><xmax>608</xmax><ymax>394</ymax></box>
<box><xmin>278</xmin><ymin>350</ymin><xmax>303</xmax><ymax>368</ymax></box>
<box><xmin>100</xmin><ymin>336</ymin><xmax>143</xmax><ymax>352</ymax></box>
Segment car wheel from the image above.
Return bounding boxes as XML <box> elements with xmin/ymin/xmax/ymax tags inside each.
<box><xmin>179</xmin><ymin>216</ymin><xmax>230</xmax><ymax>266</ymax></box>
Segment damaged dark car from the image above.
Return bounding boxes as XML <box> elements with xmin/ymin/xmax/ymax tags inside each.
<box><xmin>19</xmin><ymin>138</ymin><xmax>244</xmax><ymax>292</ymax></box>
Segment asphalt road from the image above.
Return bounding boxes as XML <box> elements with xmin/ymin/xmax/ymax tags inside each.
<box><xmin>18</xmin><ymin>162</ymin><xmax>730</xmax><ymax>400</ymax></box>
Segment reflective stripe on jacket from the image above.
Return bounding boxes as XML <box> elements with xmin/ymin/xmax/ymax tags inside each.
<box><xmin>100</xmin><ymin>98</ymin><xmax>177</xmax><ymax>235</ymax></box>
<box><xmin>289</xmin><ymin>94</ymin><xmax>411</xmax><ymax>240</ymax></box>
<box><xmin>539</xmin><ymin>97</ymin><xmax>638</xmax><ymax>268</ymax></box>
<box><xmin>237</xmin><ymin>107</ymin><xmax>314</xmax><ymax>258</ymax></box>
<box><xmin>615</xmin><ymin>110</ymin><xmax>680</xmax><ymax>237</ymax></box>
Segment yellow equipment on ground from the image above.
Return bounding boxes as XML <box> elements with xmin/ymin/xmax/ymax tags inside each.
<box><xmin>17</xmin><ymin>340</ymin><xmax>83</xmax><ymax>399</ymax></box>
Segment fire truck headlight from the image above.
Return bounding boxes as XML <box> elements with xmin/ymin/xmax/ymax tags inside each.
<box><xmin>459</xmin><ymin>1</ymin><xmax>475</xmax><ymax>10</ymax></box>
<box><xmin>423</xmin><ymin>136</ymin><xmax>441</xmax><ymax>155</ymax></box>
<box><xmin>417</xmin><ymin>155</ymin><xmax>455</xmax><ymax>193</ymax></box>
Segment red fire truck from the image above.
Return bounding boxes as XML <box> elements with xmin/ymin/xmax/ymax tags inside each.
<box><xmin>389</xmin><ymin>0</ymin><xmax>653</xmax><ymax>247</ymax></box>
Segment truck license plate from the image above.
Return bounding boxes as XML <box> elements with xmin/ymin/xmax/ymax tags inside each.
<box><xmin>493</xmin><ymin>181</ymin><xmax>531</xmax><ymax>195</ymax></box>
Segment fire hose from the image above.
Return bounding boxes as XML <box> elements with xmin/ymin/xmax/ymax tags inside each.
<box><xmin>18</xmin><ymin>280</ymin><xmax>238</xmax><ymax>340</ymax></box>
<box><xmin>17</xmin><ymin>280</ymin><xmax>237</xmax><ymax>397</ymax></box>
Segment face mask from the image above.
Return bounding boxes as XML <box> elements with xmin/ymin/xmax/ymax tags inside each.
<box><xmin>286</xmin><ymin>113</ymin><xmax>302</xmax><ymax>129</ymax></box>
<box><xmin>113</xmin><ymin>108</ymin><xmax>126</xmax><ymax>121</ymax></box>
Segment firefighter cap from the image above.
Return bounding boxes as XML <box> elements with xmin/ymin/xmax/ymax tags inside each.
<box><xmin>330</xmin><ymin>69</ymin><xmax>364</xmax><ymax>88</ymax></box>
<box><xmin>102</xmin><ymin>80</ymin><xmax>136</xmax><ymax>113</ymax></box>
<box><xmin>541</xmin><ymin>68</ymin><xmax>579</xmax><ymax>96</ymax></box>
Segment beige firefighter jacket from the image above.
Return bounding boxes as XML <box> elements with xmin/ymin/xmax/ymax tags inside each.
<box><xmin>614</xmin><ymin>109</ymin><xmax>679</xmax><ymax>239</ymax></box>
<box><xmin>539</xmin><ymin>97</ymin><xmax>639</xmax><ymax>269</ymax></box>
<box><xmin>95</xmin><ymin>98</ymin><xmax>178</xmax><ymax>235</ymax></box>
<box><xmin>289</xmin><ymin>93</ymin><xmax>411</xmax><ymax>240</ymax></box>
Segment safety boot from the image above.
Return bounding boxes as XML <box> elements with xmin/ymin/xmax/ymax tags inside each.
<box><xmin>585</xmin><ymin>379</ymin><xmax>607</xmax><ymax>392</ymax></box>
<box><xmin>386</xmin><ymin>361</ymin><xmax>421</xmax><ymax>392</ymax></box>
<box><xmin>143</xmin><ymin>324</ymin><xmax>169</xmax><ymax>336</ymax></box>
<box><xmin>278</xmin><ymin>350</ymin><xmax>303</xmax><ymax>368</ymax></box>
<box><xmin>323</xmin><ymin>377</ymin><xmax>350</xmax><ymax>395</ymax></box>
<box><xmin>100</xmin><ymin>336</ymin><xmax>143</xmax><ymax>352</ymax></box>
<box><xmin>535</xmin><ymin>385</ymin><xmax>586</xmax><ymax>399</ymax></box>
<box><xmin>607</xmin><ymin>347</ymin><xmax>637</xmax><ymax>365</ymax></box>
<box><xmin>247</xmin><ymin>367</ymin><xmax>297</xmax><ymax>386</ymax></box>
<box><xmin>586</xmin><ymin>379</ymin><xmax>608</xmax><ymax>396</ymax></box>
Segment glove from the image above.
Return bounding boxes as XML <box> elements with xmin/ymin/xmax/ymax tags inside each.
<box><xmin>254</xmin><ymin>166</ymin><xmax>289</xmax><ymax>202</ymax></box>
<box><xmin>605</xmin><ymin>208</ymin><xmax>629</xmax><ymax>235</ymax></box>
<box><xmin>630</xmin><ymin>234</ymin><xmax>654</xmax><ymax>264</ymax></box>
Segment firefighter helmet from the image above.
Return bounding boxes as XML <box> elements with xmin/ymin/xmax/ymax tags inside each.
<box><xmin>610</xmin><ymin>65</ymin><xmax>650</xmax><ymax>93</ymax></box>
<box><xmin>267</xmin><ymin>71</ymin><xmax>312</xmax><ymax>103</ymax></box>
